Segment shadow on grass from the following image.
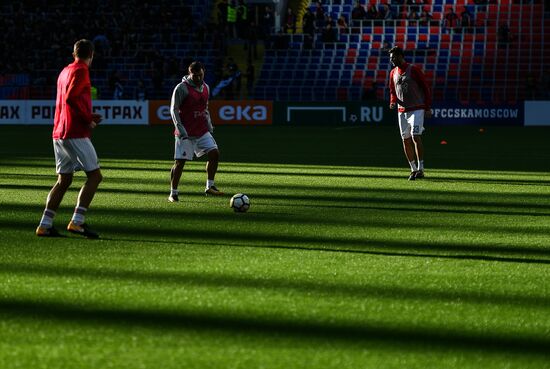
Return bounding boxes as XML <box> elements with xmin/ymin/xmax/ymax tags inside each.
<box><xmin>2</xmin><ymin>215</ymin><xmax>550</xmax><ymax>264</ymax></box>
<box><xmin>1</xmin><ymin>262</ymin><xmax>549</xmax><ymax>310</ymax></box>
<box><xmin>3</xmin><ymin>203</ymin><xmax>550</xmax><ymax>238</ymax></box>
<box><xmin>3</xmin><ymin>182</ymin><xmax>550</xmax><ymax>217</ymax></box>
<box><xmin>4</xmin><ymin>162</ymin><xmax>550</xmax><ymax>186</ymax></box>
<box><xmin>0</xmin><ymin>297</ymin><xmax>548</xmax><ymax>355</ymax></box>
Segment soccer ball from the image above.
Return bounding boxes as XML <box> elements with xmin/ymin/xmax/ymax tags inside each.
<box><xmin>230</xmin><ymin>193</ymin><xmax>250</xmax><ymax>213</ymax></box>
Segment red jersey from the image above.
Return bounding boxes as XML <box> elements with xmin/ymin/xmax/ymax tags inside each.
<box><xmin>52</xmin><ymin>60</ymin><xmax>93</xmax><ymax>139</ymax></box>
<box><xmin>389</xmin><ymin>62</ymin><xmax>432</xmax><ymax>113</ymax></box>
<box><xmin>173</xmin><ymin>78</ymin><xmax>210</xmax><ymax>137</ymax></box>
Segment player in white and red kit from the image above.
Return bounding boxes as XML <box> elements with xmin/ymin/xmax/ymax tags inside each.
<box><xmin>388</xmin><ymin>46</ymin><xmax>432</xmax><ymax>180</ymax></box>
<box><xmin>36</xmin><ymin>39</ymin><xmax>103</xmax><ymax>238</ymax></box>
<box><xmin>168</xmin><ymin>61</ymin><xmax>223</xmax><ymax>202</ymax></box>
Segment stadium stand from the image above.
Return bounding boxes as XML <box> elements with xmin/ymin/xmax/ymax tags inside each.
<box><xmin>0</xmin><ymin>0</ymin><xmax>220</xmax><ymax>100</ymax></box>
<box><xmin>254</xmin><ymin>0</ymin><xmax>547</xmax><ymax>103</ymax></box>
<box><xmin>0</xmin><ymin>0</ymin><xmax>547</xmax><ymax>103</ymax></box>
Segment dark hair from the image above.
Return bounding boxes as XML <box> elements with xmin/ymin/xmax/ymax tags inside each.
<box><xmin>388</xmin><ymin>46</ymin><xmax>404</xmax><ymax>56</ymax></box>
<box><xmin>73</xmin><ymin>39</ymin><xmax>94</xmax><ymax>59</ymax></box>
<box><xmin>189</xmin><ymin>61</ymin><xmax>205</xmax><ymax>73</ymax></box>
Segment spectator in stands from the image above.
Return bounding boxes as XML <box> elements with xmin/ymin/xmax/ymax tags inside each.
<box><xmin>366</xmin><ymin>3</ymin><xmax>379</xmax><ymax>20</ymax></box>
<box><xmin>236</xmin><ymin>0</ymin><xmax>248</xmax><ymax>39</ymax></box>
<box><xmin>362</xmin><ymin>81</ymin><xmax>378</xmax><ymax>100</ymax></box>
<box><xmin>113</xmin><ymin>80</ymin><xmax>124</xmax><ymax>99</ymax></box>
<box><xmin>93</xmin><ymin>33</ymin><xmax>111</xmax><ymax>57</ymax></box>
<box><xmin>227</xmin><ymin>0</ymin><xmax>238</xmax><ymax>39</ymax></box>
<box><xmin>226</xmin><ymin>57</ymin><xmax>241</xmax><ymax>99</ymax></box>
<box><xmin>217</xmin><ymin>0</ymin><xmax>228</xmax><ymax>28</ymax></box>
<box><xmin>284</xmin><ymin>8</ymin><xmax>297</xmax><ymax>34</ymax></box>
<box><xmin>325</xmin><ymin>15</ymin><xmax>336</xmax><ymax>28</ymax></box>
<box><xmin>443</xmin><ymin>7</ymin><xmax>459</xmax><ymax>32</ymax></box>
<box><xmin>498</xmin><ymin>23</ymin><xmax>511</xmax><ymax>48</ymax></box>
<box><xmin>245</xmin><ymin>21</ymin><xmax>259</xmax><ymax>60</ymax></box>
<box><xmin>460</xmin><ymin>6</ymin><xmax>474</xmax><ymax>33</ymax></box>
<box><xmin>419</xmin><ymin>7</ymin><xmax>433</xmax><ymax>26</ymax></box>
<box><xmin>322</xmin><ymin>23</ymin><xmax>338</xmax><ymax>43</ymax></box>
<box><xmin>134</xmin><ymin>79</ymin><xmax>147</xmax><ymax>101</ymax></box>
<box><xmin>108</xmin><ymin>71</ymin><xmax>122</xmax><ymax>98</ymax></box>
<box><xmin>315</xmin><ymin>1</ymin><xmax>326</xmax><ymax>29</ymax></box>
<box><xmin>193</xmin><ymin>22</ymin><xmax>207</xmax><ymax>46</ymax></box>
<box><xmin>398</xmin><ymin>6</ymin><xmax>409</xmax><ymax>19</ymax></box>
<box><xmin>261</xmin><ymin>5</ymin><xmax>275</xmax><ymax>39</ymax></box>
<box><xmin>408</xmin><ymin>8</ymin><xmax>420</xmax><ymax>24</ymax></box>
<box><xmin>351</xmin><ymin>1</ymin><xmax>367</xmax><ymax>21</ymax></box>
<box><xmin>165</xmin><ymin>57</ymin><xmax>180</xmax><ymax>79</ymax></box>
<box><xmin>303</xmin><ymin>8</ymin><xmax>316</xmax><ymax>36</ymax></box>
<box><xmin>337</xmin><ymin>15</ymin><xmax>349</xmax><ymax>34</ymax></box>
<box><xmin>473</xmin><ymin>0</ymin><xmax>489</xmax><ymax>8</ymax></box>
<box><xmin>388</xmin><ymin>46</ymin><xmax>432</xmax><ymax>181</ymax></box>
<box><xmin>379</xmin><ymin>3</ymin><xmax>394</xmax><ymax>20</ymax></box>
<box><xmin>303</xmin><ymin>33</ymin><xmax>314</xmax><ymax>49</ymax></box>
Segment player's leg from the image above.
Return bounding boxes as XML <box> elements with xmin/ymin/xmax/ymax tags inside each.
<box><xmin>46</xmin><ymin>174</ymin><xmax>73</xmax><ymax>211</ymax></box>
<box><xmin>412</xmin><ymin>135</ymin><xmax>424</xmax><ymax>178</ymax></box>
<box><xmin>169</xmin><ymin>159</ymin><xmax>186</xmax><ymax>202</ymax></box>
<box><xmin>399</xmin><ymin>112</ymin><xmax>418</xmax><ymax>180</ymax></box>
<box><xmin>66</xmin><ymin>139</ymin><xmax>102</xmax><ymax>238</ymax></box>
<box><xmin>411</xmin><ymin>110</ymin><xmax>425</xmax><ymax>178</ymax></box>
<box><xmin>37</xmin><ymin>139</ymin><xmax>76</xmax><ymax>237</ymax></box>
<box><xmin>169</xmin><ymin>136</ymin><xmax>192</xmax><ymax>202</ymax></box>
<box><xmin>36</xmin><ymin>173</ymin><xmax>73</xmax><ymax>237</ymax></box>
<box><xmin>196</xmin><ymin>133</ymin><xmax>224</xmax><ymax>196</ymax></box>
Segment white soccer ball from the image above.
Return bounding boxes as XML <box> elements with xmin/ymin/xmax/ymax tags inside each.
<box><xmin>230</xmin><ymin>193</ymin><xmax>250</xmax><ymax>213</ymax></box>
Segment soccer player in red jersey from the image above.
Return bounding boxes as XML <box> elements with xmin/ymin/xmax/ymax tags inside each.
<box><xmin>389</xmin><ymin>46</ymin><xmax>432</xmax><ymax>180</ymax></box>
<box><xmin>168</xmin><ymin>61</ymin><xmax>223</xmax><ymax>202</ymax></box>
<box><xmin>36</xmin><ymin>39</ymin><xmax>103</xmax><ymax>238</ymax></box>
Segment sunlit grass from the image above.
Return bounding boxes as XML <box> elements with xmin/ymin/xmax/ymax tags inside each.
<box><xmin>1</xmin><ymin>126</ymin><xmax>550</xmax><ymax>369</ymax></box>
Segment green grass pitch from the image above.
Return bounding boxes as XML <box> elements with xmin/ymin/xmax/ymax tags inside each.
<box><xmin>1</xmin><ymin>125</ymin><xmax>550</xmax><ymax>369</ymax></box>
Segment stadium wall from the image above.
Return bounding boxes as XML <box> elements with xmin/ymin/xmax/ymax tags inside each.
<box><xmin>0</xmin><ymin>100</ymin><xmax>546</xmax><ymax>126</ymax></box>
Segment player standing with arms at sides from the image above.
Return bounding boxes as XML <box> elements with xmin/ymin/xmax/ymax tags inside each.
<box><xmin>388</xmin><ymin>46</ymin><xmax>432</xmax><ymax>180</ymax></box>
<box><xmin>168</xmin><ymin>61</ymin><xmax>223</xmax><ymax>202</ymax></box>
<box><xmin>36</xmin><ymin>39</ymin><xmax>103</xmax><ymax>238</ymax></box>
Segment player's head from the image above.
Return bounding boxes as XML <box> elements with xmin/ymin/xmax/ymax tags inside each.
<box><xmin>389</xmin><ymin>46</ymin><xmax>405</xmax><ymax>67</ymax></box>
<box><xmin>188</xmin><ymin>61</ymin><xmax>205</xmax><ymax>86</ymax></box>
<box><xmin>73</xmin><ymin>39</ymin><xmax>94</xmax><ymax>65</ymax></box>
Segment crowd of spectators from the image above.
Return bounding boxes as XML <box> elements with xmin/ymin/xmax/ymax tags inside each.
<box><xmin>0</xmin><ymin>0</ymin><xmax>207</xmax><ymax>99</ymax></box>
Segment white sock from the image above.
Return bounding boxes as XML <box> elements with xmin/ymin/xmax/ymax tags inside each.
<box><xmin>418</xmin><ymin>160</ymin><xmax>424</xmax><ymax>171</ymax></box>
<box><xmin>206</xmin><ymin>179</ymin><xmax>215</xmax><ymax>189</ymax></box>
<box><xmin>409</xmin><ymin>161</ymin><xmax>418</xmax><ymax>171</ymax></box>
<box><xmin>171</xmin><ymin>188</ymin><xmax>178</xmax><ymax>196</ymax></box>
<box><xmin>39</xmin><ymin>209</ymin><xmax>56</xmax><ymax>228</ymax></box>
<box><xmin>71</xmin><ymin>206</ymin><xmax>87</xmax><ymax>226</ymax></box>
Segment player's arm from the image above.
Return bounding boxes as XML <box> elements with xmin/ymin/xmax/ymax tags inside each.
<box><xmin>170</xmin><ymin>83</ymin><xmax>189</xmax><ymax>139</ymax></box>
<box><xmin>412</xmin><ymin>66</ymin><xmax>432</xmax><ymax>117</ymax></box>
<box><xmin>204</xmin><ymin>84</ymin><xmax>214</xmax><ymax>133</ymax></box>
<box><xmin>65</xmin><ymin>68</ymin><xmax>93</xmax><ymax>125</ymax></box>
<box><xmin>388</xmin><ymin>69</ymin><xmax>397</xmax><ymax>109</ymax></box>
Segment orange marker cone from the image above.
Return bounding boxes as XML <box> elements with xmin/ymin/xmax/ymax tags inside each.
<box><xmin>440</xmin><ymin>140</ymin><xmax>448</xmax><ymax>145</ymax></box>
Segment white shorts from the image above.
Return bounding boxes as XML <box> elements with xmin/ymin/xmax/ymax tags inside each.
<box><xmin>398</xmin><ymin>110</ymin><xmax>425</xmax><ymax>139</ymax></box>
<box><xmin>174</xmin><ymin>132</ymin><xmax>218</xmax><ymax>161</ymax></box>
<box><xmin>53</xmin><ymin>138</ymin><xmax>100</xmax><ymax>174</ymax></box>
